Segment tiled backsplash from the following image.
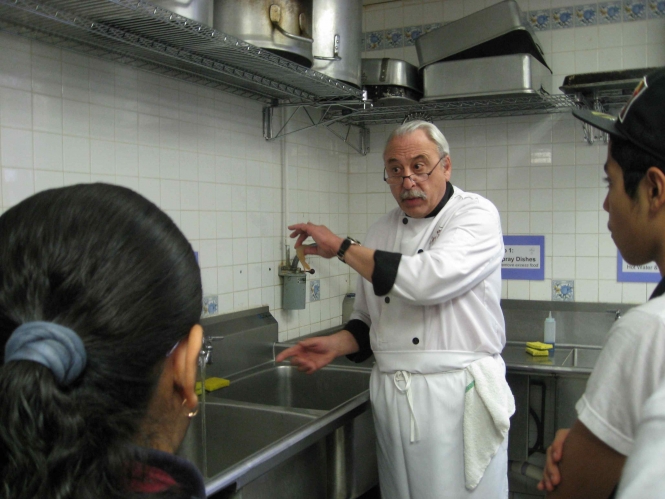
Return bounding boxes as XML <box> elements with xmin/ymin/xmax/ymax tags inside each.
<box><xmin>0</xmin><ymin>0</ymin><xmax>663</xmax><ymax>346</ymax></box>
<box><xmin>0</xmin><ymin>31</ymin><xmax>353</xmax><ymax>343</ymax></box>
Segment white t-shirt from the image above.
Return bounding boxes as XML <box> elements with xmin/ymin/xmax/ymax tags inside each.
<box><xmin>575</xmin><ymin>294</ymin><xmax>665</xmax><ymax>455</ymax></box>
<box><xmin>615</xmin><ymin>382</ymin><xmax>665</xmax><ymax>498</ymax></box>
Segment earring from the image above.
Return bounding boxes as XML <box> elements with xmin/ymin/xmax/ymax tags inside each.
<box><xmin>182</xmin><ymin>398</ymin><xmax>199</xmax><ymax>418</ymax></box>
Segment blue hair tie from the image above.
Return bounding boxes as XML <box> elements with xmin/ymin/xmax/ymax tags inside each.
<box><xmin>4</xmin><ymin>321</ymin><xmax>87</xmax><ymax>385</ymax></box>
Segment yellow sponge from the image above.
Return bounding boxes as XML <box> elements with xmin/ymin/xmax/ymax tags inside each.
<box><xmin>526</xmin><ymin>347</ymin><xmax>551</xmax><ymax>356</ymax></box>
<box><xmin>195</xmin><ymin>377</ymin><xmax>230</xmax><ymax>395</ymax></box>
<box><xmin>526</xmin><ymin>341</ymin><xmax>553</xmax><ymax>350</ymax></box>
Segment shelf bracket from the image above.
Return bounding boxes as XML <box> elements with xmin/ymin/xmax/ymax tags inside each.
<box><xmin>263</xmin><ymin>100</ymin><xmax>371</xmax><ymax>155</ymax></box>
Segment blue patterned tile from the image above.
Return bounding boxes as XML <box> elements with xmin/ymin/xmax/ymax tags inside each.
<box><xmin>575</xmin><ymin>4</ymin><xmax>598</xmax><ymax>26</ymax></box>
<box><xmin>202</xmin><ymin>295</ymin><xmax>218</xmax><ymax>317</ymax></box>
<box><xmin>599</xmin><ymin>1</ymin><xmax>623</xmax><ymax>22</ymax></box>
<box><xmin>552</xmin><ymin>6</ymin><xmax>575</xmax><ymax>28</ymax></box>
<box><xmin>623</xmin><ymin>0</ymin><xmax>647</xmax><ymax>19</ymax></box>
<box><xmin>552</xmin><ymin>280</ymin><xmax>575</xmax><ymax>302</ymax></box>
<box><xmin>529</xmin><ymin>10</ymin><xmax>551</xmax><ymax>30</ymax></box>
<box><xmin>424</xmin><ymin>22</ymin><xmax>442</xmax><ymax>34</ymax></box>
<box><xmin>404</xmin><ymin>25</ymin><xmax>424</xmax><ymax>46</ymax></box>
<box><xmin>648</xmin><ymin>0</ymin><xmax>665</xmax><ymax>17</ymax></box>
<box><xmin>366</xmin><ymin>31</ymin><xmax>384</xmax><ymax>51</ymax></box>
<box><xmin>384</xmin><ymin>27</ymin><xmax>404</xmax><ymax>48</ymax></box>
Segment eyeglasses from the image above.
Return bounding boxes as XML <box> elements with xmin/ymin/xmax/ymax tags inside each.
<box><xmin>383</xmin><ymin>156</ymin><xmax>445</xmax><ymax>185</ymax></box>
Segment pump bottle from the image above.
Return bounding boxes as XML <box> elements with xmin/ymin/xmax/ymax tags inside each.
<box><xmin>544</xmin><ymin>311</ymin><xmax>556</xmax><ymax>354</ymax></box>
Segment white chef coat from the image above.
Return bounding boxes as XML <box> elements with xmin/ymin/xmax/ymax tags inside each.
<box><xmin>350</xmin><ymin>186</ymin><xmax>510</xmax><ymax>499</ymax></box>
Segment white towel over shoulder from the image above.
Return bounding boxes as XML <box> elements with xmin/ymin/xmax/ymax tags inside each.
<box><xmin>463</xmin><ymin>355</ymin><xmax>516</xmax><ymax>490</ymax></box>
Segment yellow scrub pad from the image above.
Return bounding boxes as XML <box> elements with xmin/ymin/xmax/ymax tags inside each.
<box><xmin>526</xmin><ymin>341</ymin><xmax>553</xmax><ymax>350</ymax></box>
<box><xmin>526</xmin><ymin>347</ymin><xmax>550</xmax><ymax>356</ymax></box>
<box><xmin>195</xmin><ymin>377</ymin><xmax>230</xmax><ymax>395</ymax></box>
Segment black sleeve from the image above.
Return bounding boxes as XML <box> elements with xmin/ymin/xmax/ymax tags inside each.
<box><xmin>344</xmin><ymin>319</ymin><xmax>373</xmax><ymax>363</ymax></box>
<box><xmin>372</xmin><ymin>250</ymin><xmax>402</xmax><ymax>296</ymax></box>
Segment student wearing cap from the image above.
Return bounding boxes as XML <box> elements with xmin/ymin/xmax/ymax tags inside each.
<box><xmin>538</xmin><ymin>68</ymin><xmax>665</xmax><ymax>498</ymax></box>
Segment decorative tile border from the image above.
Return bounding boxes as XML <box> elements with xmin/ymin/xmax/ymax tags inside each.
<box><xmin>648</xmin><ymin>0</ymin><xmax>665</xmax><ymax>18</ymax></box>
<box><xmin>599</xmin><ymin>1</ymin><xmax>623</xmax><ymax>23</ymax></box>
<box><xmin>575</xmin><ymin>4</ymin><xmax>598</xmax><ymax>26</ymax></box>
<box><xmin>362</xmin><ymin>1</ymin><xmax>659</xmax><ymax>51</ymax></box>
<box><xmin>552</xmin><ymin>6</ymin><xmax>575</xmax><ymax>28</ymax></box>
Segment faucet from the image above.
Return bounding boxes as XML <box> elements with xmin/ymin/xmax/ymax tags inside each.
<box><xmin>199</xmin><ymin>335</ymin><xmax>225</xmax><ymax>366</ymax></box>
<box><xmin>606</xmin><ymin>309</ymin><xmax>622</xmax><ymax>321</ymax></box>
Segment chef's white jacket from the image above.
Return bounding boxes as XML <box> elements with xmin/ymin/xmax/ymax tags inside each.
<box><xmin>351</xmin><ymin>185</ymin><xmax>505</xmax><ymax>355</ymax></box>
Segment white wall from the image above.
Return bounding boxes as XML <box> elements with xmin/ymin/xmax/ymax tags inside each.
<box><xmin>0</xmin><ymin>31</ymin><xmax>353</xmax><ymax>342</ymax></box>
<box><xmin>360</xmin><ymin>0</ymin><xmax>665</xmax><ymax>304</ymax></box>
<box><xmin>0</xmin><ymin>0</ymin><xmax>663</xmax><ymax>345</ymax></box>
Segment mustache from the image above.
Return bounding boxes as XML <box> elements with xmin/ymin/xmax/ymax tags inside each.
<box><xmin>400</xmin><ymin>189</ymin><xmax>427</xmax><ymax>200</ymax></box>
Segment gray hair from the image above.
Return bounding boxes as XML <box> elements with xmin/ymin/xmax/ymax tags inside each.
<box><xmin>386</xmin><ymin>120</ymin><xmax>450</xmax><ymax>158</ymax></box>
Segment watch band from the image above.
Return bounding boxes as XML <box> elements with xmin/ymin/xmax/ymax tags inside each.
<box><xmin>337</xmin><ymin>237</ymin><xmax>360</xmax><ymax>263</ymax></box>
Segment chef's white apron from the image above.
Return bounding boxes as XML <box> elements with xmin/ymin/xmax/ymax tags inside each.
<box><xmin>371</xmin><ymin>350</ymin><xmax>509</xmax><ymax>499</ymax></box>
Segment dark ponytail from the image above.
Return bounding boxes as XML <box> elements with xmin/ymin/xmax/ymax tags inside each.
<box><xmin>0</xmin><ymin>184</ymin><xmax>202</xmax><ymax>498</ymax></box>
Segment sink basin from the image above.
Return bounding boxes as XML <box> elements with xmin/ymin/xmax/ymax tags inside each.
<box><xmin>209</xmin><ymin>365</ymin><xmax>371</xmax><ymax>411</ymax></box>
<box><xmin>177</xmin><ymin>401</ymin><xmax>317</xmax><ymax>478</ymax></box>
<box><xmin>502</xmin><ymin>343</ymin><xmax>602</xmax><ymax>374</ymax></box>
<box><xmin>177</xmin><ymin>364</ymin><xmax>378</xmax><ymax>498</ymax></box>
<box><xmin>560</xmin><ymin>347</ymin><xmax>601</xmax><ymax>369</ymax></box>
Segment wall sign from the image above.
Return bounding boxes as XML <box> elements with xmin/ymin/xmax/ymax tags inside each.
<box><xmin>617</xmin><ymin>250</ymin><xmax>660</xmax><ymax>283</ymax></box>
<box><xmin>501</xmin><ymin>235</ymin><xmax>545</xmax><ymax>280</ymax></box>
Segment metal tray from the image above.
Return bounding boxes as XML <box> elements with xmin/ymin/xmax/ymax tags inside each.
<box><xmin>421</xmin><ymin>54</ymin><xmax>552</xmax><ymax>101</ymax></box>
<box><xmin>415</xmin><ymin>0</ymin><xmax>550</xmax><ymax>72</ymax></box>
<box><xmin>559</xmin><ymin>67</ymin><xmax>663</xmax><ymax>93</ymax></box>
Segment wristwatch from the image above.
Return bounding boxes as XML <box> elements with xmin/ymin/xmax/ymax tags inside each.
<box><xmin>337</xmin><ymin>237</ymin><xmax>361</xmax><ymax>263</ymax></box>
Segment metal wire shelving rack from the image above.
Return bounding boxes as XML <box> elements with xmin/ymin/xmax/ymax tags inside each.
<box><xmin>0</xmin><ymin>0</ymin><xmax>363</xmax><ymax>104</ymax></box>
<box><xmin>0</xmin><ymin>0</ymin><xmax>588</xmax><ymax>154</ymax></box>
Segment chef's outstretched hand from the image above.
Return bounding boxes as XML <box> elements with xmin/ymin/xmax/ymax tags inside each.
<box><xmin>275</xmin><ymin>336</ymin><xmax>338</xmax><ymax>374</ymax></box>
<box><xmin>537</xmin><ymin>428</ymin><xmax>570</xmax><ymax>492</ymax></box>
<box><xmin>288</xmin><ymin>222</ymin><xmax>344</xmax><ymax>260</ymax></box>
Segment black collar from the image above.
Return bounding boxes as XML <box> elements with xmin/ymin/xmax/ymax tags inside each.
<box><xmin>650</xmin><ymin>277</ymin><xmax>665</xmax><ymax>299</ymax></box>
<box><xmin>425</xmin><ymin>182</ymin><xmax>454</xmax><ymax>218</ymax></box>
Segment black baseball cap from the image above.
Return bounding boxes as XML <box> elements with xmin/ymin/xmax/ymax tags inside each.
<box><xmin>572</xmin><ymin>69</ymin><xmax>665</xmax><ymax>163</ymax></box>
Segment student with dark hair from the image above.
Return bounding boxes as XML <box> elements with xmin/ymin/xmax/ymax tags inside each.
<box><xmin>0</xmin><ymin>183</ymin><xmax>205</xmax><ymax>499</ymax></box>
<box><xmin>538</xmin><ymin>69</ymin><xmax>665</xmax><ymax>498</ymax></box>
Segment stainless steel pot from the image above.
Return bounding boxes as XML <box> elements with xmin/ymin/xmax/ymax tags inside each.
<box><xmin>213</xmin><ymin>0</ymin><xmax>314</xmax><ymax>68</ymax></box>
<box><xmin>362</xmin><ymin>58</ymin><xmax>422</xmax><ymax>106</ymax></box>
<box><xmin>312</xmin><ymin>0</ymin><xmax>362</xmax><ymax>87</ymax></box>
<box><xmin>151</xmin><ymin>0</ymin><xmax>213</xmax><ymax>25</ymax></box>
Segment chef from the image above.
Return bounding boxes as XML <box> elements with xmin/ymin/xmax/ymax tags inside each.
<box><xmin>277</xmin><ymin>120</ymin><xmax>515</xmax><ymax>499</ymax></box>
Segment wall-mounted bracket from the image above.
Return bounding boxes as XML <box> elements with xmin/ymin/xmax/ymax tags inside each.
<box><xmin>263</xmin><ymin>98</ymin><xmax>371</xmax><ymax>155</ymax></box>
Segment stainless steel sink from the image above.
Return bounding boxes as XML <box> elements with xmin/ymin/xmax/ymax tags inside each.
<box><xmin>560</xmin><ymin>346</ymin><xmax>601</xmax><ymax>369</ymax></box>
<box><xmin>209</xmin><ymin>364</ymin><xmax>372</xmax><ymax>412</ymax></box>
<box><xmin>178</xmin><ymin>364</ymin><xmax>377</xmax><ymax>498</ymax></box>
<box><xmin>502</xmin><ymin>342</ymin><xmax>602</xmax><ymax>374</ymax></box>
<box><xmin>177</xmin><ymin>401</ymin><xmax>317</xmax><ymax>478</ymax></box>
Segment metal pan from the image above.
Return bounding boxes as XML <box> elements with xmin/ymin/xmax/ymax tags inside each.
<box><xmin>421</xmin><ymin>54</ymin><xmax>551</xmax><ymax>101</ymax></box>
<box><xmin>415</xmin><ymin>0</ymin><xmax>550</xmax><ymax>72</ymax></box>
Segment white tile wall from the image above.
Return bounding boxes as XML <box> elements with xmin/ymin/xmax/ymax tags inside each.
<box><xmin>360</xmin><ymin>0</ymin><xmax>665</xmax><ymax>305</ymax></box>
<box><xmin>0</xmin><ymin>0</ymin><xmax>663</xmax><ymax>347</ymax></box>
<box><xmin>0</xmin><ymin>31</ymin><xmax>354</xmax><ymax>342</ymax></box>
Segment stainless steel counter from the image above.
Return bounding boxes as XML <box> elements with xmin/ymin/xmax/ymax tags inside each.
<box><xmin>502</xmin><ymin>341</ymin><xmax>602</xmax><ymax>375</ymax></box>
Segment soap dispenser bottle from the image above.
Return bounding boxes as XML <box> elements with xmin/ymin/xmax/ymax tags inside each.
<box><xmin>544</xmin><ymin>311</ymin><xmax>556</xmax><ymax>354</ymax></box>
